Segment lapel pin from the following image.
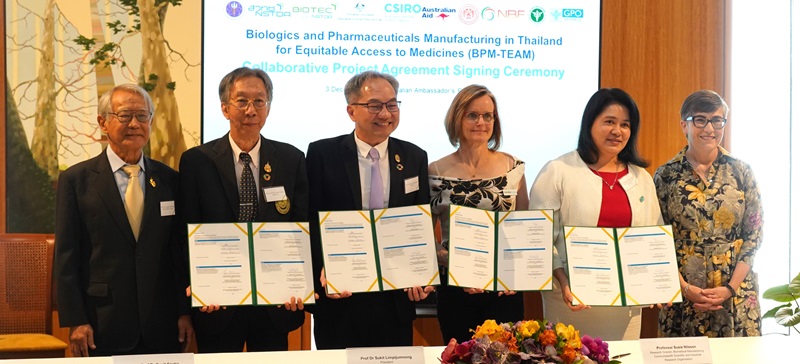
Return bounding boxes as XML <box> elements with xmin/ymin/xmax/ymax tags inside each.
<box><xmin>396</xmin><ymin>164</ymin><xmax>404</xmax><ymax>171</ymax></box>
<box><xmin>149</xmin><ymin>177</ymin><xmax>156</xmax><ymax>187</ymax></box>
<box><xmin>264</xmin><ymin>162</ymin><xmax>272</xmax><ymax>173</ymax></box>
<box><xmin>639</xmin><ymin>196</ymin><xmax>644</xmax><ymax>202</ymax></box>
<box><xmin>395</xmin><ymin>154</ymin><xmax>401</xmax><ymax>163</ymax></box>
<box><xmin>264</xmin><ymin>174</ymin><xmax>271</xmax><ymax>181</ymax></box>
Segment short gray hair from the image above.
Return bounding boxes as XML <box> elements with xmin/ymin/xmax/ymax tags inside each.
<box><xmin>344</xmin><ymin>71</ymin><xmax>399</xmax><ymax>104</ymax></box>
<box><xmin>97</xmin><ymin>84</ymin><xmax>154</xmax><ymax>117</ymax></box>
<box><xmin>680</xmin><ymin>90</ymin><xmax>729</xmax><ymax>120</ymax></box>
<box><xmin>218</xmin><ymin>67</ymin><xmax>273</xmax><ymax>103</ymax></box>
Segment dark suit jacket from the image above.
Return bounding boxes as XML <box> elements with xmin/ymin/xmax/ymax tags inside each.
<box><xmin>179</xmin><ymin>134</ymin><xmax>308</xmax><ymax>334</ymax></box>
<box><xmin>306</xmin><ymin>132</ymin><xmax>430</xmax><ymax>325</ymax></box>
<box><xmin>54</xmin><ymin>151</ymin><xmax>189</xmax><ymax>353</ymax></box>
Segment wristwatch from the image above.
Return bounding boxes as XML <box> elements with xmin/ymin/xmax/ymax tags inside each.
<box><xmin>724</xmin><ymin>283</ymin><xmax>737</xmax><ymax>299</ymax></box>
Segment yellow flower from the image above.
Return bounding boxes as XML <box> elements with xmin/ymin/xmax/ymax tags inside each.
<box><xmin>555</xmin><ymin>323</ymin><xmax>582</xmax><ymax>349</ymax></box>
<box><xmin>713</xmin><ymin>208</ymin><xmax>735</xmax><ymax>230</ymax></box>
<box><xmin>518</xmin><ymin>320</ymin><xmax>540</xmax><ymax>339</ymax></box>
<box><xmin>696</xmin><ymin>217</ymin><xmax>711</xmax><ymax>233</ymax></box>
<box><xmin>711</xmin><ymin>251</ymin><xmax>731</xmax><ymax>267</ymax></box>
<box><xmin>473</xmin><ymin>320</ymin><xmax>505</xmax><ymax>341</ymax></box>
<box><xmin>733</xmin><ymin>239</ymin><xmax>743</xmax><ymax>255</ymax></box>
<box><xmin>708</xmin><ymin>270</ymin><xmax>722</xmax><ymax>287</ymax></box>
<box><xmin>685</xmin><ymin>184</ymin><xmax>707</xmax><ymax>204</ymax></box>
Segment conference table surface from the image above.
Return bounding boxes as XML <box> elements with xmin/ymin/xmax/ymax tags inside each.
<box><xmin>3</xmin><ymin>335</ymin><xmax>789</xmax><ymax>363</ymax></box>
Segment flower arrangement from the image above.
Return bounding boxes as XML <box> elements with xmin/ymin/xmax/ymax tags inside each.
<box><xmin>439</xmin><ymin>319</ymin><xmax>622</xmax><ymax>364</ymax></box>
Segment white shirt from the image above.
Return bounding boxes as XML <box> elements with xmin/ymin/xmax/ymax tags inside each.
<box><xmin>354</xmin><ymin>134</ymin><xmax>389</xmax><ymax>210</ymax></box>
<box><xmin>229</xmin><ymin>134</ymin><xmax>261</xmax><ymax>196</ymax></box>
<box><xmin>107</xmin><ymin>147</ymin><xmax>146</xmax><ymax>202</ymax></box>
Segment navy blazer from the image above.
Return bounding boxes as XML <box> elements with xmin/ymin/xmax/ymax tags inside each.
<box><xmin>54</xmin><ymin>151</ymin><xmax>189</xmax><ymax>353</ymax></box>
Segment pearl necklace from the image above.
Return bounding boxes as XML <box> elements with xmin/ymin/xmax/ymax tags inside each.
<box><xmin>590</xmin><ymin>163</ymin><xmax>620</xmax><ymax>190</ymax></box>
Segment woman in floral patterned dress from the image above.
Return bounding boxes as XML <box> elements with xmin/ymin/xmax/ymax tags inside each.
<box><xmin>654</xmin><ymin>90</ymin><xmax>763</xmax><ymax>337</ymax></box>
<box><xmin>429</xmin><ymin>85</ymin><xmax>528</xmax><ymax>343</ymax></box>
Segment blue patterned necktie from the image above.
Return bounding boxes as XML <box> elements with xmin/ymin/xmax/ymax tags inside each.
<box><xmin>238</xmin><ymin>152</ymin><xmax>257</xmax><ymax>222</ymax></box>
<box><xmin>368</xmin><ymin>148</ymin><xmax>383</xmax><ymax>210</ymax></box>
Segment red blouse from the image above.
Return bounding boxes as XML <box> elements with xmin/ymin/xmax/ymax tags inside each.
<box><xmin>591</xmin><ymin>167</ymin><xmax>632</xmax><ymax>228</ymax></box>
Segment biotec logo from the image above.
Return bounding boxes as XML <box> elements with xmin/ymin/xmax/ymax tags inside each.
<box><xmin>292</xmin><ymin>4</ymin><xmax>337</xmax><ymax>14</ymax></box>
<box><xmin>226</xmin><ymin>1</ymin><xmax>243</xmax><ymax>17</ymax></box>
<box><xmin>481</xmin><ymin>7</ymin><xmax>527</xmax><ymax>21</ymax></box>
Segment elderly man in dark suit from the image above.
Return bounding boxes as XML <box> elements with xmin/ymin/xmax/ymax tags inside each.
<box><xmin>179</xmin><ymin>67</ymin><xmax>308</xmax><ymax>352</ymax></box>
<box><xmin>55</xmin><ymin>84</ymin><xmax>192</xmax><ymax>357</ymax></box>
<box><xmin>307</xmin><ymin>71</ymin><xmax>433</xmax><ymax>349</ymax></box>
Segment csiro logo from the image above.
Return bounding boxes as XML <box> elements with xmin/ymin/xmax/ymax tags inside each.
<box><xmin>530</xmin><ymin>7</ymin><xmax>544</xmax><ymax>23</ymax></box>
<box><xmin>226</xmin><ymin>1</ymin><xmax>243</xmax><ymax>17</ymax></box>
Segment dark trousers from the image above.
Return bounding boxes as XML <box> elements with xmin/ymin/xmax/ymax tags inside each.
<box><xmin>313</xmin><ymin>292</ymin><xmax>413</xmax><ymax>349</ymax></box>
<box><xmin>436</xmin><ymin>284</ymin><xmax>525</xmax><ymax>343</ymax></box>
<box><xmin>194</xmin><ymin>306</ymin><xmax>289</xmax><ymax>353</ymax></box>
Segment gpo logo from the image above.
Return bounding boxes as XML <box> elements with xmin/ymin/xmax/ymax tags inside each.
<box><xmin>562</xmin><ymin>9</ymin><xmax>584</xmax><ymax>18</ymax></box>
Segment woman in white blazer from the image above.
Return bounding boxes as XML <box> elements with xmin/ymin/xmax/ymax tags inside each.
<box><xmin>529</xmin><ymin>88</ymin><xmax>663</xmax><ymax>341</ymax></box>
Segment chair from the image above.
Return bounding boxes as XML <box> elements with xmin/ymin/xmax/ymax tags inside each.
<box><xmin>0</xmin><ymin>234</ymin><xmax>67</xmax><ymax>359</ymax></box>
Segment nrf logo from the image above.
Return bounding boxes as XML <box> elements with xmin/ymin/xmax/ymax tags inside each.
<box><xmin>226</xmin><ymin>1</ymin><xmax>243</xmax><ymax>17</ymax></box>
<box><xmin>562</xmin><ymin>8</ymin><xmax>584</xmax><ymax>18</ymax></box>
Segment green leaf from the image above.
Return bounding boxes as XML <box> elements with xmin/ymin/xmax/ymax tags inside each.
<box><xmin>788</xmin><ymin>272</ymin><xmax>800</xmax><ymax>294</ymax></box>
<box><xmin>763</xmin><ymin>303</ymin><xmax>791</xmax><ymax>319</ymax></box>
<box><xmin>775</xmin><ymin>306</ymin><xmax>800</xmax><ymax>327</ymax></box>
<box><xmin>167</xmin><ymin>82</ymin><xmax>176</xmax><ymax>90</ymax></box>
<box><xmin>763</xmin><ymin>284</ymin><xmax>795</xmax><ymax>302</ymax></box>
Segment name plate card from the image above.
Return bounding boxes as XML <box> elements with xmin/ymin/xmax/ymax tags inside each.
<box><xmin>639</xmin><ymin>337</ymin><xmax>712</xmax><ymax>364</ymax></box>
<box><xmin>113</xmin><ymin>353</ymin><xmax>193</xmax><ymax>364</ymax></box>
<box><xmin>346</xmin><ymin>346</ymin><xmax>425</xmax><ymax>364</ymax></box>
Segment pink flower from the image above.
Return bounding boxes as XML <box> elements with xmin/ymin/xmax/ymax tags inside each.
<box><xmin>439</xmin><ymin>338</ymin><xmax>458</xmax><ymax>363</ymax></box>
<box><xmin>581</xmin><ymin>335</ymin><xmax>610</xmax><ymax>363</ymax></box>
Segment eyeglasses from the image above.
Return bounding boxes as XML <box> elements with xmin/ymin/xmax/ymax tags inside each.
<box><xmin>107</xmin><ymin>111</ymin><xmax>152</xmax><ymax>124</ymax></box>
<box><xmin>464</xmin><ymin>112</ymin><xmax>495</xmax><ymax>124</ymax></box>
<box><xmin>686</xmin><ymin>115</ymin><xmax>727</xmax><ymax>129</ymax></box>
<box><xmin>229</xmin><ymin>98</ymin><xmax>270</xmax><ymax>110</ymax></box>
<box><xmin>350</xmin><ymin>101</ymin><xmax>401</xmax><ymax>114</ymax></box>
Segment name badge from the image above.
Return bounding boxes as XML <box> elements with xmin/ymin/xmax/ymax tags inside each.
<box><xmin>404</xmin><ymin>176</ymin><xmax>419</xmax><ymax>194</ymax></box>
<box><xmin>160</xmin><ymin>201</ymin><xmax>175</xmax><ymax>216</ymax></box>
<box><xmin>263</xmin><ymin>186</ymin><xmax>287</xmax><ymax>202</ymax></box>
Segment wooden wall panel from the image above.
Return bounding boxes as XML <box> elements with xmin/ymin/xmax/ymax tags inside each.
<box><xmin>601</xmin><ymin>0</ymin><xmax>727</xmax><ymax>174</ymax></box>
<box><xmin>600</xmin><ymin>0</ymin><xmax>727</xmax><ymax>337</ymax></box>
